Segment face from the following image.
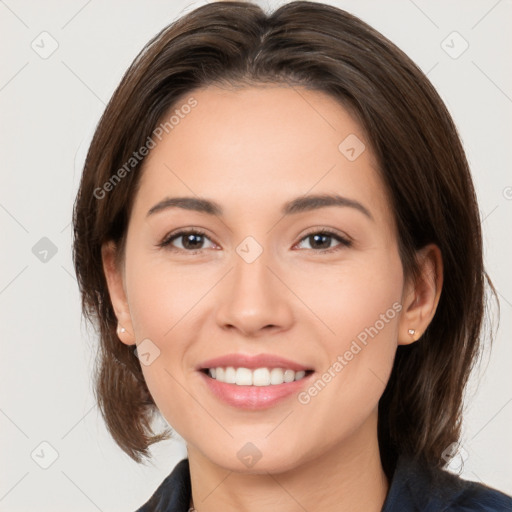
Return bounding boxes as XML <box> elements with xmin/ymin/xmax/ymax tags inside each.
<box><xmin>104</xmin><ymin>84</ymin><xmax>433</xmax><ymax>474</ymax></box>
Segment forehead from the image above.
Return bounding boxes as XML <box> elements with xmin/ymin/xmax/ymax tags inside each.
<box><xmin>134</xmin><ymin>84</ymin><xmax>391</xmax><ymax>225</ymax></box>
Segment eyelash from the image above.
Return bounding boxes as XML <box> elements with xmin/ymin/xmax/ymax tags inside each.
<box><xmin>156</xmin><ymin>227</ymin><xmax>352</xmax><ymax>255</ymax></box>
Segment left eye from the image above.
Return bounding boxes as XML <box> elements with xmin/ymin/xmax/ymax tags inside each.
<box><xmin>295</xmin><ymin>231</ymin><xmax>351</xmax><ymax>251</ymax></box>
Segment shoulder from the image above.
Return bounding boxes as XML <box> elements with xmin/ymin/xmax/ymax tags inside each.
<box><xmin>382</xmin><ymin>455</ymin><xmax>512</xmax><ymax>512</ymax></box>
<box><xmin>134</xmin><ymin>458</ymin><xmax>191</xmax><ymax>512</ymax></box>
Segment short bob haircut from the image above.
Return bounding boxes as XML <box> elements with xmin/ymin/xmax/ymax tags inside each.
<box><xmin>72</xmin><ymin>0</ymin><xmax>493</xmax><ymax>478</ymax></box>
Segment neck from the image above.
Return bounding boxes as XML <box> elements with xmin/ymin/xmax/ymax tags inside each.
<box><xmin>187</xmin><ymin>409</ymin><xmax>389</xmax><ymax>512</ymax></box>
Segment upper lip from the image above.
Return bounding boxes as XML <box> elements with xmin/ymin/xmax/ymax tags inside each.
<box><xmin>197</xmin><ymin>353</ymin><xmax>313</xmax><ymax>372</ymax></box>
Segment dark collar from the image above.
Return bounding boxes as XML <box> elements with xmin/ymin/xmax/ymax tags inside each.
<box><xmin>382</xmin><ymin>455</ymin><xmax>512</xmax><ymax>511</ymax></box>
<box><xmin>136</xmin><ymin>455</ymin><xmax>512</xmax><ymax>511</ymax></box>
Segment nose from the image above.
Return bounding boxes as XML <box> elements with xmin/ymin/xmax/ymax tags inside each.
<box><xmin>215</xmin><ymin>248</ymin><xmax>295</xmax><ymax>338</ymax></box>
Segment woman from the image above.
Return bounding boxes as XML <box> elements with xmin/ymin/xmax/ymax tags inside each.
<box><xmin>72</xmin><ymin>1</ymin><xmax>512</xmax><ymax>511</ymax></box>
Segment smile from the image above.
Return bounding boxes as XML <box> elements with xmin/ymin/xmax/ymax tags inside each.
<box><xmin>198</xmin><ymin>368</ymin><xmax>315</xmax><ymax>410</ymax></box>
<box><xmin>203</xmin><ymin>367</ymin><xmax>313</xmax><ymax>386</ymax></box>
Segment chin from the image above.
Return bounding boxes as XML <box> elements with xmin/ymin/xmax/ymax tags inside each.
<box><xmin>201</xmin><ymin>441</ymin><xmax>310</xmax><ymax>475</ymax></box>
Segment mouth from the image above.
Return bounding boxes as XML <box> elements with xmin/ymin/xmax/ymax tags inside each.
<box><xmin>199</xmin><ymin>367</ymin><xmax>315</xmax><ymax>386</ymax></box>
<box><xmin>198</xmin><ymin>366</ymin><xmax>316</xmax><ymax>410</ymax></box>
<box><xmin>195</xmin><ymin>353</ymin><xmax>315</xmax><ymax>409</ymax></box>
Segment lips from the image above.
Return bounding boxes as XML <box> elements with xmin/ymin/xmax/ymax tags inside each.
<box><xmin>197</xmin><ymin>353</ymin><xmax>313</xmax><ymax>372</ymax></box>
<box><xmin>198</xmin><ymin>367</ymin><xmax>315</xmax><ymax>410</ymax></box>
<box><xmin>195</xmin><ymin>353</ymin><xmax>315</xmax><ymax>410</ymax></box>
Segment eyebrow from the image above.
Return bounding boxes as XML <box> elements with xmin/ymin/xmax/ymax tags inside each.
<box><xmin>146</xmin><ymin>193</ymin><xmax>373</xmax><ymax>220</ymax></box>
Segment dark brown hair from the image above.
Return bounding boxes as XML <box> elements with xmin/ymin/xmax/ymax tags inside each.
<box><xmin>72</xmin><ymin>0</ymin><xmax>492</xmax><ymax>475</ymax></box>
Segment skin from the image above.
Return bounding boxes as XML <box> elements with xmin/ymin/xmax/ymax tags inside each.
<box><xmin>102</xmin><ymin>85</ymin><xmax>443</xmax><ymax>512</ymax></box>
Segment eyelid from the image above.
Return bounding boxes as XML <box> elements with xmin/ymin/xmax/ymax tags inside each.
<box><xmin>297</xmin><ymin>225</ymin><xmax>352</xmax><ymax>242</ymax></box>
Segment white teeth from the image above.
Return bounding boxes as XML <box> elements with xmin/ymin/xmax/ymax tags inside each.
<box><xmin>270</xmin><ymin>368</ymin><xmax>284</xmax><ymax>385</ymax></box>
<box><xmin>252</xmin><ymin>368</ymin><xmax>270</xmax><ymax>386</ymax></box>
<box><xmin>225</xmin><ymin>367</ymin><xmax>236</xmax><ymax>384</ymax></box>
<box><xmin>283</xmin><ymin>369</ymin><xmax>296</xmax><ymax>383</ymax></box>
<box><xmin>207</xmin><ymin>367</ymin><xmax>309</xmax><ymax>386</ymax></box>
<box><xmin>236</xmin><ymin>367</ymin><xmax>253</xmax><ymax>385</ymax></box>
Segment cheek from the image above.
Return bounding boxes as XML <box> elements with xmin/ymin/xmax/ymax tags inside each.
<box><xmin>332</xmin><ymin>267</ymin><xmax>402</xmax><ymax>344</ymax></box>
<box><xmin>125</xmin><ymin>247</ymin><xmax>209</xmax><ymax>338</ymax></box>
<box><xmin>294</xmin><ymin>248</ymin><xmax>403</xmax><ymax>343</ymax></box>
<box><xmin>123</xmin><ymin>252</ymin><xmax>213</xmax><ymax>424</ymax></box>
<box><xmin>295</xmin><ymin>253</ymin><xmax>403</xmax><ymax>415</ymax></box>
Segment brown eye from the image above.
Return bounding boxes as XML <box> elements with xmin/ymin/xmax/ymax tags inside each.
<box><xmin>296</xmin><ymin>230</ymin><xmax>352</xmax><ymax>252</ymax></box>
<box><xmin>158</xmin><ymin>229</ymin><xmax>215</xmax><ymax>252</ymax></box>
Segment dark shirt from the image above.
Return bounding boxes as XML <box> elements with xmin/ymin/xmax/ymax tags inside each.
<box><xmin>135</xmin><ymin>456</ymin><xmax>512</xmax><ymax>511</ymax></box>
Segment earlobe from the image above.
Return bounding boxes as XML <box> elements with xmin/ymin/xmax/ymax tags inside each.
<box><xmin>101</xmin><ymin>241</ymin><xmax>136</xmax><ymax>346</ymax></box>
<box><xmin>398</xmin><ymin>244</ymin><xmax>443</xmax><ymax>346</ymax></box>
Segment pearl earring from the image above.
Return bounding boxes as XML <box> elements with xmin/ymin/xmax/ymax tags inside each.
<box><xmin>119</xmin><ymin>326</ymin><xmax>126</xmax><ymax>333</ymax></box>
<box><xmin>408</xmin><ymin>329</ymin><xmax>415</xmax><ymax>336</ymax></box>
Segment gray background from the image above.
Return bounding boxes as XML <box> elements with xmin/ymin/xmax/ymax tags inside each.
<box><xmin>1</xmin><ymin>0</ymin><xmax>511</xmax><ymax>510</ymax></box>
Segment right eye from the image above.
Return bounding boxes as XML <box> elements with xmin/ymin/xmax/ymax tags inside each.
<box><xmin>157</xmin><ymin>229</ymin><xmax>217</xmax><ymax>253</ymax></box>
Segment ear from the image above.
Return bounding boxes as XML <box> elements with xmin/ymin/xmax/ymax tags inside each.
<box><xmin>101</xmin><ymin>240</ymin><xmax>136</xmax><ymax>346</ymax></box>
<box><xmin>398</xmin><ymin>243</ymin><xmax>443</xmax><ymax>345</ymax></box>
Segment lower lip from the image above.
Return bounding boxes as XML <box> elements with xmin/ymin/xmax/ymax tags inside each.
<box><xmin>198</xmin><ymin>371</ymin><xmax>314</xmax><ymax>410</ymax></box>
